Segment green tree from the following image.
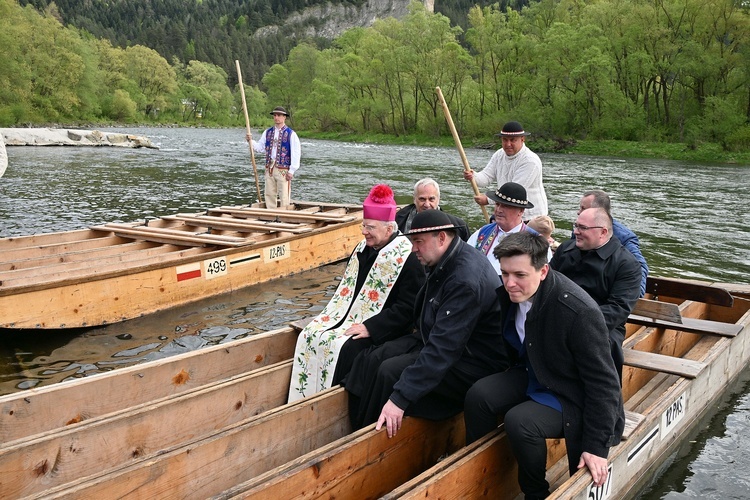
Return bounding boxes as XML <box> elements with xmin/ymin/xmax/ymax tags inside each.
<box><xmin>122</xmin><ymin>45</ymin><xmax>178</xmax><ymax>116</ymax></box>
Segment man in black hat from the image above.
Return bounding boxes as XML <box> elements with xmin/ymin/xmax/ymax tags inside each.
<box><xmin>463</xmin><ymin>121</ymin><xmax>548</xmax><ymax>219</ymax></box>
<box><xmin>467</xmin><ymin>182</ymin><xmax>544</xmax><ymax>275</ymax></box>
<box><xmin>246</xmin><ymin>106</ymin><xmax>301</xmax><ymax>209</ymax></box>
<box><xmin>344</xmin><ymin>209</ymin><xmax>509</xmax><ymax>437</ymax></box>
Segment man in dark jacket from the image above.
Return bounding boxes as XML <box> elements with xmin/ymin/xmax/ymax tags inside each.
<box><xmin>574</xmin><ymin>189</ymin><xmax>649</xmax><ymax>296</ymax></box>
<box><xmin>345</xmin><ymin>209</ymin><xmax>509</xmax><ymax>436</ymax></box>
<box><xmin>464</xmin><ymin>232</ymin><xmax>624</xmax><ymax>499</ymax></box>
<box><xmin>551</xmin><ymin>207</ymin><xmax>641</xmax><ymax>379</ymax></box>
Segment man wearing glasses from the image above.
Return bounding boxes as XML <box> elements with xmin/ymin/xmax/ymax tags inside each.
<box><xmin>550</xmin><ymin>207</ymin><xmax>641</xmax><ymax>379</ymax></box>
<box><xmin>288</xmin><ymin>184</ymin><xmax>424</xmax><ymax>402</ymax></box>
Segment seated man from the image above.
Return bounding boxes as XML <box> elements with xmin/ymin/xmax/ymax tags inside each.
<box><xmin>467</xmin><ymin>182</ymin><xmax>541</xmax><ymax>275</ymax></box>
<box><xmin>575</xmin><ymin>190</ymin><xmax>649</xmax><ymax>296</ymax></box>
<box><xmin>288</xmin><ymin>184</ymin><xmax>425</xmax><ymax>402</ymax></box>
<box><xmin>464</xmin><ymin>232</ymin><xmax>624</xmax><ymax>499</ymax></box>
<box><xmin>552</xmin><ymin>207</ymin><xmax>641</xmax><ymax>380</ymax></box>
<box><xmin>395</xmin><ymin>178</ymin><xmax>469</xmax><ymax>241</ymax></box>
<box><xmin>345</xmin><ymin>210</ymin><xmax>509</xmax><ymax>436</ymax></box>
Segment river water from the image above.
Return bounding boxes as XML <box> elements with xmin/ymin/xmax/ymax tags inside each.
<box><xmin>1</xmin><ymin>127</ymin><xmax>748</xmax><ymax>497</ymax></box>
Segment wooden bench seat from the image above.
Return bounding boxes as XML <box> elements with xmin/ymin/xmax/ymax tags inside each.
<box><xmin>91</xmin><ymin>223</ymin><xmax>256</xmax><ymax>247</ymax></box>
<box><xmin>212</xmin><ymin>206</ymin><xmax>357</xmax><ymax>223</ymax></box>
<box><xmin>628</xmin><ymin>297</ymin><xmax>743</xmax><ymax>337</ymax></box>
<box><xmin>162</xmin><ymin>214</ymin><xmax>313</xmax><ymax>234</ymax></box>
<box><xmin>623</xmin><ymin>349</ymin><xmax>706</xmax><ymax>379</ymax></box>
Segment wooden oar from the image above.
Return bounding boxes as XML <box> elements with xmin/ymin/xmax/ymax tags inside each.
<box><xmin>435</xmin><ymin>86</ymin><xmax>490</xmax><ymax>224</ymax></box>
<box><xmin>235</xmin><ymin>60</ymin><xmax>262</xmax><ymax>204</ymax></box>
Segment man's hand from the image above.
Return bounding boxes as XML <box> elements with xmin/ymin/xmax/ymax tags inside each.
<box><xmin>285</xmin><ymin>172</ymin><xmax>294</xmax><ymax>181</ymax></box>
<box><xmin>463</xmin><ymin>169</ymin><xmax>475</xmax><ymax>181</ymax></box>
<box><xmin>245</xmin><ymin>133</ymin><xmax>252</xmax><ymax>143</ymax></box>
<box><xmin>344</xmin><ymin>323</ymin><xmax>370</xmax><ymax>339</ymax></box>
<box><xmin>473</xmin><ymin>194</ymin><xmax>489</xmax><ymax>206</ymax></box>
<box><xmin>375</xmin><ymin>400</ymin><xmax>404</xmax><ymax>438</ymax></box>
<box><xmin>578</xmin><ymin>452</ymin><xmax>609</xmax><ymax>487</ymax></box>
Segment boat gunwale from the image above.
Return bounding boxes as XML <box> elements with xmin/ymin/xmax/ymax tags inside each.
<box><xmin>0</xmin><ymin>205</ymin><xmax>362</xmax><ymax>296</ymax></box>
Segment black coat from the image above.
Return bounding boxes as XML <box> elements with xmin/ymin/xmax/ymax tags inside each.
<box><xmin>390</xmin><ymin>237</ymin><xmax>508</xmax><ymax>409</ymax></box>
<box><xmin>354</xmin><ymin>236</ymin><xmax>426</xmax><ymax>344</ymax></box>
<box><xmin>499</xmin><ymin>270</ymin><xmax>625</xmax><ymax>462</ymax></box>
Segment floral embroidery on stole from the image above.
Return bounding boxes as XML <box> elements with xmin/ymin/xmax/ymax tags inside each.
<box><xmin>288</xmin><ymin>235</ymin><xmax>413</xmax><ymax>401</ymax></box>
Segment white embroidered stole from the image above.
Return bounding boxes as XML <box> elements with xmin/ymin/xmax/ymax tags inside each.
<box><xmin>288</xmin><ymin>235</ymin><xmax>413</xmax><ymax>401</ymax></box>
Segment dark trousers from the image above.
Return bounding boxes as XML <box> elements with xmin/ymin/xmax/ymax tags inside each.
<box><xmin>345</xmin><ymin>335</ymin><xmax>474</xmax><ymax>430</ymax></box>
<box><xmin>464</xmin><ymin>369</ymin><xmax>563</xmax><ymax>499</ymax></box>
<box><xmin>331</xmin><ymin>337</ymin><xmax>374</xmax><ymax>386</ymax></box>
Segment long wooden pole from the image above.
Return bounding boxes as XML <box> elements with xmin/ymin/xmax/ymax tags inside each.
<box><xmin>435</xmin><ymin>86</ymin><xmax>490</xmax><ymax>223</ymax></box>
<box><xmin>235</xmin><ymin>60</ymin><xmax>262</xmax><ymax>204</ymax></box>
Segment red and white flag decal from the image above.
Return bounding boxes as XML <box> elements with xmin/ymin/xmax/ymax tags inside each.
<box><xmin>176</xmin><ymin>262</ymin><xmax>202</xmax><ymax>282</ymax></box>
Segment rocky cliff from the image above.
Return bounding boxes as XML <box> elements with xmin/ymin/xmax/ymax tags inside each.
<box><xmin>255</xmin><ymin>0</ymin><xmax>434</xmax><ymax>39</ymax></box>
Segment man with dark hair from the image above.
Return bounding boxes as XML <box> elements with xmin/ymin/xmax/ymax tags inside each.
<box><xmin>247</xmin><ymin>106</ymin><xmax>301</xmax><ymax>209</ymax></box>
<box><xmin>395</xmin><ymin>178</ymin><xmax>469</xmax><ymax>241</ymax></box>
<box><xmin>576</xmin><ymin>189</ymin><xmax>648</xmax><ymax>296</ymax></box>
<box><xmin>463</xmin><ymin>121</ymin><xmax>548</xmax><ymax>219</ymax></box>
<box><xmin>345</xmin><ymin>209</ymin><xmax>508</xmax><ymax>436</ymax></box>
<box><xmin>552</xmin><ymin>207</ymin><xmax>641</xmax><ymax>379</ymax></box>
<box><xmin>464</xmin><ymin>231</ymin><xmax>624</xmax><ymax>499</ymax></box>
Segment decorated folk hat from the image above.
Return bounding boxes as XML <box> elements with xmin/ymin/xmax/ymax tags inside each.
<box><xmin>270</xmin><ymin>106</ymin><xmax>289</xmax><ymax>116</ymax></box>
<box><xmin>363</xmin><ymin>184</ymin><xmax>397</xmax><ymax>221</ymax></box>
<box><xmin>405</xmin><ymin>209</ymin><xmax>460</xmax><ymax>235</ymax></box>
<box><xmin>486</xmin><ymin>182</ymin><xmax>534</xmax><ymax>209</ymax></box>
<box><xmin>495</xmin><ymin>121</ymin><xmax>530</xmax><ymax>137</ymax></box>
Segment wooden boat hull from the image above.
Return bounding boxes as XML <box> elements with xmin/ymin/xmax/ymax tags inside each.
<box><xmin>0</xmin><ymin>279</ymin><xmax>747</xmax><ymax>498</ymax></box>
<box><xmin>0</xmin><ymin>202</ymin><xmax>363</xmax><ymax>329</ymax></box>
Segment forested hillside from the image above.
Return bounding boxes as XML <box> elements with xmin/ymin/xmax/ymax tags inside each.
<box><xmin>19</xmin><ymin>0</ymin><xmax>504</xmax><ymax>86</ymax></box>
<box><xmin>18</xmin><ymin>0</ymin><xmax>358</xmax><ymax>85</ymax></box>
<box><xmin>2</xmin><ymin>0</ymin><xmax>749</xmax><ymax>154</ymax></box>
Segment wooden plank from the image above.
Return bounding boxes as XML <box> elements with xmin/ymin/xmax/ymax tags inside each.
<box><xmin>212</xmin><ymin>206</ymin><xmax>356</xmax><ymax>223</ymax></box>
<box><xmin>627</xmin><ymin>314</ymin><xmax>743</xmax><ymax>338</ymax></box>
<box><xmin>224</xmin><ymin>414</ymin><xmax>465</xmax><ymax>499</ymax></box>
<box><xmin>382</xmin><ymin>428</ymin><xmax>521</xmax><ymax>500</ymax></box>
<box><xmin>104</xmin><ymin>222</ymin><xmax>255</xmax><ymax>244</ymax></box>
<box><xmin>0</xmin><ymin>327</ymin><xmax>297</xmax><ymax>444</ymax></box>
<box><xmin>647</xmin><ymin>276</ymin><xmax>734</xmax><ymax>307</ymax></box>
<box><xmin>631</xmin><ymin>299</ymin><xmax>683</xmax><ymax>323</ymax></box>
<box><xmin>163</xmin><ymin>214</ymin><xmax>314</xmax><ymax>234</ymax></box>
<box><xmin>41</xmin><ymin>388</ymin><xmax>351</xmax><ymax>499</ymax></box>
<box><xmin>95</xmin><ymin>223</ymin><xmax>255</xmax><ymax>247</ymax></box>
<box><xmin>623</xmin><ymin>349</ymin><xmax>705</xmax><ymax>379</ymax></box>
<box><xmin>0</xmin><ymin>244</ymin><xmax>191</xmax><ymax>282</ymax></box>
<box><xmin>623</xmin><ymin>410</ymin><xmax>645</xmax><ymax>440</ymax></box>
<box><xmin>0</xmin><ymin>361</ymin><xmax>293</xmax><ymax>498</ymax></box>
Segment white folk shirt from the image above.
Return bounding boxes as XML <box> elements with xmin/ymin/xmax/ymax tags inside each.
<box><xmin>474</xmin><ymin>144</ymin><xmax>548</xmax><ymax>218</ymax></box>
<box><xmin>251</xmin><ymin>126</ymin><xmax>301</xmax><ymax>175</ymax></box>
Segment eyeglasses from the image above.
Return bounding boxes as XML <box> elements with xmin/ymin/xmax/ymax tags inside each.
<box><xmin>361</xmin><ymin>223</ymin><xmax>379</xmax><ymax>232</ymax></box>
<box><xmin>573</xmin><ymin>223</ymin><xmax>604</xmax><ymax>231</ymax></box>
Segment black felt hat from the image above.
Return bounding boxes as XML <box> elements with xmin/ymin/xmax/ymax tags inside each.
<box><xmin>270</xmin><ymin>106</ymin><xmax>289</xmax><ymax>116</ymax></box>
<box><xmin>405</xmin><ymin>210</ymin><xmax>460</xmax><ymax>235</ymax></box>
<box><xmin>495</xmin><ymin>121</ymin><xmax>530</xmax><ymax>137</ymax></box>
<box><xmin>486</xmin><ymin>182</ymin><xmax>534</xmax><ymax>209</ymax></box>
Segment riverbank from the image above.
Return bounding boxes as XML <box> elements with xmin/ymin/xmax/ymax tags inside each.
<box><xmin>0</xmin><ymin>128</ymin><xmax>158</xmax><ymax>149</ymax></box>
<box><xmin>304</xmin><ymin>130</ymin><xmax>750</xmax><ymax>166</ymax></box>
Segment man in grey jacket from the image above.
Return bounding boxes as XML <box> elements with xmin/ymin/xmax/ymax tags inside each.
<box><xmin>464</xmin><ymin>232</ymin><xmax>624</xmax><ymax>499</ymax></box>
